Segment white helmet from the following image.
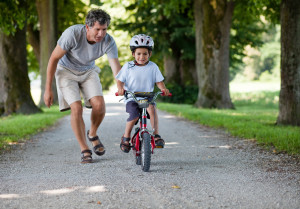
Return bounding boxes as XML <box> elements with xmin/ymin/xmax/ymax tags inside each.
<box><xmin>129</xmin><ymin>34</ymin><xmax>154</xmax><ymax>51</ymax></box>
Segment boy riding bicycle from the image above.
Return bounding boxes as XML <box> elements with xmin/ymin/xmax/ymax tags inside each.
<box><xmin>116</xmin><ymin>34</ymin><xmax>170</xmax><ymax>153</ymax></box>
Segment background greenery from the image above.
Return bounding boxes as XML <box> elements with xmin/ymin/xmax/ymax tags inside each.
<box><xmin>158</xmin><ymin>88</ymin><xmax>300</xmax><ymax>155</ymax></box>
<box><xmin>0</xmin><ymin>106</ymin><xmax>69</xmax><ymax>151</ymax></box>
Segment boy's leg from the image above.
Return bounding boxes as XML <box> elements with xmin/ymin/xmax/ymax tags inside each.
<box><xmin>147</xmin><ymin>104</ymin><xmax>159</xmax><ymax>134</ymax></box>
<box><xmin>124</xmin><ymin>117</ymin><xmax>139</xmax><ymax>138</ymax></box>
<box><xmin>147</xmin><ymin>104</ymin><xmax>165</xmax><ymax>148</ymax></box>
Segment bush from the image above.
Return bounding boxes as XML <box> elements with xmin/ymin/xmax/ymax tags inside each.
<box><xmin>158</xmin><ymin>84</ymin><xmax>198</xmax><ymax>104</ymax></box>
<box><xmin>99</xmin><ymin>65</ymin><xmax>115</xmax><ymax>90</ymax></box>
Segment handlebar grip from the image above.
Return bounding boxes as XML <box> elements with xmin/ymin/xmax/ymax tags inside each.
<box><xmin>115</xmin><ymin>92</ymin><xmax>119</xmax><ymax>96</ymax></box>
<box><xmin>161</xmin><ymin>92</ymin><xmax>172</xmax><ymax>97</ymax></box>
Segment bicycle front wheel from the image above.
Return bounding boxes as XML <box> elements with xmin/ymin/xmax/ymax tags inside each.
<box><xmin>141</xmin><ymin>132</ymin><xmax>151</xmax><ymax>172</ymax></box>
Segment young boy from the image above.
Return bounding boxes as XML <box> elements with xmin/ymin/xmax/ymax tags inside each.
<box><xmin>116</xmin><ymin>34</ymin><xmax>170</xmax><ymax>153</ymax></box>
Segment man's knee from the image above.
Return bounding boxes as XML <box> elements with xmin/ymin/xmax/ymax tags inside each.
<box><xmin>90</xmin><ymin>97</ymin><xmax>105</xmax><ymax>115</ymax></box>
<box><xmin>70</xmin><ymin>101</ymin><xmax>83</xmax><ymax>116</ymax></box>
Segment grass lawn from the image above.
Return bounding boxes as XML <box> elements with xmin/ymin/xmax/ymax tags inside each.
<box><xmin>0</xmin><ymin>106</ymin><xmax>69</xmax><ymax>150</ymax></box>
<box><xmin>158</xmin><ymin>82</ymin><xmax>300</xmax><ymax>155</ymax></box>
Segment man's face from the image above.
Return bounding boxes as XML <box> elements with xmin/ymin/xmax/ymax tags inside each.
<box><xmin>86</xmin><ymin>21</ymin><xmax>107</xmax><ymax>44</ymax></box>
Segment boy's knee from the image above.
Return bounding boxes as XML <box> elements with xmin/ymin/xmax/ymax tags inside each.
<box><xmin>127</xmin><ymin>116</ymin><xmax>139</xmax><ymax>122</ymax></box>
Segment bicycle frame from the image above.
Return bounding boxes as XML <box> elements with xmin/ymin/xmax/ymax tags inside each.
<box><xmin>124</xmin><ymin>91</ymin><xmax>161</xmax><ymax>156</ymax></box>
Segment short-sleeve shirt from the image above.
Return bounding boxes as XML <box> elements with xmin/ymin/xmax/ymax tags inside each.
<box><xmin>115</xmin><ymin>61</ymin><xmax>164</xmax><ymax>103</ymax></box>
<box><xmin>57</xmin><ymin>24</ymin><xmax>118</xmax><ymax>72</ymax></box>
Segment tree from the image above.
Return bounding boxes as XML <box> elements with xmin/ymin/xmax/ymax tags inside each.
<box><xmin>0</xmin><ymin>0</ymin><xmax>40</xmax><ymax>115</ymax></box>
<box><xmin>36</xmin><ymin>0</ymin><xmax>58</xmax><ymax>106</ymax></box>
<box><xmin>194</xmin><ymin>0</ymin><xmax>234</xmax><ymax>109</ymax></box>
<box><xmin>276</xmin><ymin>0</ymin><xmax>300</xmax><ymax>126</ymax></box>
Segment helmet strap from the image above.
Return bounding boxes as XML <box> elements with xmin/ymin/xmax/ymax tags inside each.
<box><xmin>134</xmin><ymin>60</ymin><xmax>149</xmax><ymax>66</ymax></box>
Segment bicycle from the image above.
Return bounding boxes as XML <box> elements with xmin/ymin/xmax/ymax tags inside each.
<box><xmin>116</xmin><ymin>91</ymin><xmax>171</xmax><ymax>172</ymax></box>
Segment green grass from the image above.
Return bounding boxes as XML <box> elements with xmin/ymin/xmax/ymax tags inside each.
<box><xmin>158</xmin><ymin>91</ymin><xmax>300</xmax><ymax>155</ymax></box>
<box><xmin>0</xmin><ymin>106</ymin><xmax>69</xmax><ymax>150</ymax></box>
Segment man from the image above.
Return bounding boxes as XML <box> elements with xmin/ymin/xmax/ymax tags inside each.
<box><xmin>44</xmin><ymin>9</ymin><xmax>121</xmax><ymax>163</ymax></box>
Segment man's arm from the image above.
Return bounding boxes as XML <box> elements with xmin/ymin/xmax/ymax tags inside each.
<box><xmin>108</xmin><ymin>58</ymin><xmax>121</xmax><ymax>77</ymax></box>
<box><xmin>44</xmin><ymin>45</ymin><xmax>66</xmax><ymax>108</ymax></box>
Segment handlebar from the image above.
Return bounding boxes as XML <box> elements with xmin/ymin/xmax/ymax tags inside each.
<box><xmin>115</xmin><ymin>91</ymin><xmax>172</xmax><ymax>97</ymax></box>
<box><xmin>115</xmin><ymin>91</ymin><xmax>172</xmax><ymax>103</ymax></box>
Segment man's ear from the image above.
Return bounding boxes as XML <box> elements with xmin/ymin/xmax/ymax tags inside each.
<box><xmin>149</xmin><ymin>51</ymin><xmax>152</xmax><ymax>57</ymax></box>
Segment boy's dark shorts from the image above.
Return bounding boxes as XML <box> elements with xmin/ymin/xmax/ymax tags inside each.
<box><xmin>126</xmin><ymin>100</ymin><xmax>155</xmax><ymax>122</ymax></box>
<box><xmin>126</xmin><ymin>101</ymin><xmax>140</xmax><ymax>121</ymax></box>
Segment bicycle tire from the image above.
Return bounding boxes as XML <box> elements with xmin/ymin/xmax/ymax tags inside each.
<box><xmin>141</xmin><ymin>132</ymin><xmax>151</xmax><ymax>172</ymax></box>
<box><xmin>136</xmin><ymin>155</ymin><xmax>141</xmax><ymax>165</ymax></box>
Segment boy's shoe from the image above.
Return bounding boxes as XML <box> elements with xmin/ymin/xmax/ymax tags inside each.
<box><xmin>120</xmin><ymin>136</ymin><xmax>131</xmax><ymax>153</ymax></box>
<box><xmin>154</xmin><ymin>134</ymin><xmax>165</xmax><ymax>148</ymax></box>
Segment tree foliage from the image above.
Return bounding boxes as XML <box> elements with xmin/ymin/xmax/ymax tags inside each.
<box><xmin>114</xmin><ymin>0</ymin><xmax>195</xmax><ymax>70</ymax></box>
<box><xmin>0</xmin><ymin>0</ymin><xmax>36</xmax><ymax>35</ymax></box>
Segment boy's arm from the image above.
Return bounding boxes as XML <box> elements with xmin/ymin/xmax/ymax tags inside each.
<box><xmin>117</xmin><ymin>80</ymin><xmax>125</xmax><ymax>96</ymax></box>
<box><xmin>156</xmin><ymin>81</ymin><xmax>170</xmax><ymax>96</ymax></box>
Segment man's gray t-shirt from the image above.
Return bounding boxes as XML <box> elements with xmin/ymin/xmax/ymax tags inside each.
<box><xmin>116</xmin><ymin>61</ymin><xmax>164</xmax><ymax>103</ymax></box>
<box><xmin>57</xmin><ymin>24</ymin><xmax>118</xmax><ymax>71</ymax></box>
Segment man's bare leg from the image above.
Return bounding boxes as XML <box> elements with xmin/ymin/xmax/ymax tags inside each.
<box><xmin>88</xmin><ymin>96</ymin><xmax>106</xmax><ymax>149</ymax></box>
<box><xmin>70</xmin><ymin>101</ymin><xmax>89</xmax><ymax>151</ymax></box>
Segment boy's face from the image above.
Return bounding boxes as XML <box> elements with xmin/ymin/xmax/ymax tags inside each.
<box><xmin>86</xmin><ymin>21</ymin><xmax>107</xmax><ymax>44</ymax></box>
<box><xmin>133</xmin><ymin>48</ymin><xmax>151</xmax><ymax>65</ymax></box>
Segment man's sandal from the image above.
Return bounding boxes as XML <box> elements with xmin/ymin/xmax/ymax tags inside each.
<box><xmin>87</xmin><ymin>130</ymin><xmax>106</xmax><ymax>156</ymax></box>
<box><xmin>81</xmin><ymin>149</ymin><xmax>93</xmax><ymax>163</ymax></box>
<box><xmin>154</xmin><ymin>134</ymin><xmax>165</xmax><ymax>148</ymax></box>
<box><xmin>120</xmin><ymin>136</ymin><xmax>131</xmax><ymax>153</ymax></box>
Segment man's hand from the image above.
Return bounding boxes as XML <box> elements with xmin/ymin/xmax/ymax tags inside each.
<box><xmin>44</xmin><ymin>90</ymin><xmax>54</xmax><ymax>108</ymax></box>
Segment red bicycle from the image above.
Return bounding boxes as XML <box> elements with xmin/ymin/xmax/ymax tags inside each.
<box><xmin>116</xmin><ymin>91</ymin><xmax>171</xmax><ymax>172</ymax></box>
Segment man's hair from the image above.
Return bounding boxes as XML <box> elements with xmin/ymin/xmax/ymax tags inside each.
<box><xmin>85</xmin><ymin>9</ymin><xmax>111</xmax><ymax>27</ymax></box>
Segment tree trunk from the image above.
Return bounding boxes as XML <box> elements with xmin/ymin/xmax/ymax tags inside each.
<box><xmin>0</xmin><ymin>28</ymin><xmax>40</xmax><ymax>115</ymax></box>
<box><xmin>36</xmin><ymin>0</ymin><xmax>58</xmax><ymax>106</ymax></box>
<box><xmin>194</xmin><ymin>0</ymin><xmax>234</xmax><ymax>109</ymax></box>
<box><xmin>163</xmin><ymin>55</ymin><xmax>177</xmax><ymax>84</ymax></box>
<box><xmin>27</xmin><ymin>23</ymin><xmax>40</xmax><ymax>62</ymax></box>
<box><xmin>163</xmin><ymin>55</ymin><xmax>197</xmax><ymax>86</ymax></box>
<box><xmin>277</xmin><ymin>0</ymin><xmax>300</xmax><ymax>126</ymax></box>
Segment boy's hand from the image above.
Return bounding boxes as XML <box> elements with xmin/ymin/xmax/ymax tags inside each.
<box><xmin>161</xmin><ymin>88</ymin><xmax>170</xmax><ymax>96</ymax></box>
<box><xmin>117</xmin><ymin>88</ymin><xmax>125</xmax><ymax>96</ymax></box>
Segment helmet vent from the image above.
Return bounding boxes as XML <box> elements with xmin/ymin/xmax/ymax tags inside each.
<box><xmin>135</xmin><ymin>41</ymin><xmax>138</xmax><ymax>44</ymax></box>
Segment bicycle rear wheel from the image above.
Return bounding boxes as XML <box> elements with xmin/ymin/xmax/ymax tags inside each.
<box><xmin>141</xmin><ymin>132</ymin><xmax>151</xmax><ymax>172</ymax></box>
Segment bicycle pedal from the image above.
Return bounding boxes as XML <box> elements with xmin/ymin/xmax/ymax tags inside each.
<box><xmin>155</xmin><ymin>146</ymin><xmax>164</xmax><ymax>148</ymax></box>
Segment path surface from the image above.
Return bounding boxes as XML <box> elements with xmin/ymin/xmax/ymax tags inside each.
<box><xmin>0</xmin><ymin>94</ymin><xmax>299</xmax><ymax>209</ymax></box>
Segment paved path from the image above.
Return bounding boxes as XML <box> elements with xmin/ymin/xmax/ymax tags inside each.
<box><xmin>0</xmin><ymin>94</ymin><xmax>299</xmax><ymax>209</ymax></box>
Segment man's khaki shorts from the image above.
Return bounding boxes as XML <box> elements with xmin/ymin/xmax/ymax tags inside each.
<box><xmin>55</xmin><ymin>65</ymin><xmax>103</xmax><ymax>111</ymax></box>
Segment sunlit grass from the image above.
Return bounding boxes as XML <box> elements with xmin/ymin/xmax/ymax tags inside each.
<box><xmin>0</xmin><ymin>106</ymin><xmax>69</xmax><ymax>150</ymax></box>
<box><xmin>158</xmin><ymin>90</ymin><xmax>300</xmax><ymax>155</ymax></box>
